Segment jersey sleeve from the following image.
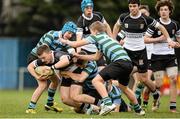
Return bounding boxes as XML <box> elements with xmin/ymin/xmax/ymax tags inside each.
<box><xmin>82</xmin><ymin>61</ymin><xmax>96</xmax><ymax>75</ymax></box>
<box><xmin>146</xmin><ymin>16</ymin><xmax>160</xmax><ymax>28</ymax></box>
<box><xmin>85</xmin><ymin>35</ymin><xmax>96</xmax><ymax>44</ymax></box>
<box><xmin>118</xmin><ymin>13</ymin><xmax>128</xmax><ymax>26</ymax></box>
<box><xmin>175</xmin><ymin>21</ymin><xmax>180</xmax><ymax>38</ymax></box>
<box><xmin>33</xmin><ymin>59</ymin><xmax>44</xmax><ymax>67</ymax></box>
<box><xmin>77</xmin><ymin>16</ymin><xmax>84</xmax><ymax>34</ymax></box>
<box><xmin>145</xmin><ymin>26</ymin><xmax>156</xmax><ymax>37</ymax></box>
<box><xmin>94</xmin><ymin>11</ymin><xmax>105</xmax><ymax>23</ymax></box>
<box><xmin>41</xmin><ymin>31</ymin><xmax>54</xmax><ymax>46</ymax></box>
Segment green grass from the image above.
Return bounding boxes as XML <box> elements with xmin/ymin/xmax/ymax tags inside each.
<box><xmin>0</xmin><ymin>89</ymin><xmax>180</xmax><ymax>118</ymax></box>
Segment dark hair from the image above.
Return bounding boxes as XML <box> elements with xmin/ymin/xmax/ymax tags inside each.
<box><xmin>139</xmin><ymin>5</ymin><xmax>149</xmax><ymax>12</ymax></box>
<box><xmin>155</xmin><ymin>0</ymin><xmax>174</xmax><ymax>15</ymax></box>
<box><xmin>128</xmin><ymin>0</ymin><xmax>140</xmax><ymax>5</ymax></box>
<box><xmin>37</xmin><ymin>44</ymin><xmax>51</xmax><ymax>56</ymax></box>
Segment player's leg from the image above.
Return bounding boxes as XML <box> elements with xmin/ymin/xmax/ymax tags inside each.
<box><xmin>70</xmin><ymin>84</ymin><xmax>98</xmax><ymax>104</ymax></box>
<box><xmin>142</xmin><ymin>69</ymin><xmax>154</xmax><ymax>109</ymax></box>
<box><xmin>26</xmin><ymin>79</ymin><xmax>48</xmax><ymax>114</ymax></box>
<box><xmin>60</xmin><ymin>78</ymin><xmax>80</xmax><ymax>107</ymax></box>
<box><xmin>166</xmin><ymin>66</ymin><xmax>178</xmax><ymax>113</ymax></box>
<box><xmin>44</xmin><ymin>75</ymin><xmax>63</xmax><ymax>112</ymax></box>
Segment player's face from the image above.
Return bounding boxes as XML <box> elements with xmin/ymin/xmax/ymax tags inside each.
<box><xmin>63</xmin><ymin>31</ymin><xmax>73</xmax><ymax>40</ymax></box>
<box><xmin>159</xmin><ymin>6</ymin><xmax>170</xmax><ymax>19</ymax></box>
<box><xmin>129</xmin><ymin>4</ymin><xmax>139</xmax><ymax>16</ymax></box>
<box><xmin>140</xmin><ymin>9</ymin><xmax>150</xmax><ymax>16</ymax></box>
<box><xmin>84</xmin><ymin>6</ymin><xmax>93</xmax><ymax>17</ymax></box>
<box><xmin>39</xmin><ymin>52</ymin><xmax>52</xmax><ymax>64</ymax></box>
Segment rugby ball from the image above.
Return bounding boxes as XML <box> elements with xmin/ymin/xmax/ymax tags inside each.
<box><xmin>35</xmin><ymin>66</ymin><xmax>54</xmax><ymax>76</ymax></box>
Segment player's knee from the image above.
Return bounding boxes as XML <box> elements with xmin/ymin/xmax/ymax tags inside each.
<box><xmin>38</xmin><ymin>82</ymin><xmax>47</xmax><ymax>90</ymax></box>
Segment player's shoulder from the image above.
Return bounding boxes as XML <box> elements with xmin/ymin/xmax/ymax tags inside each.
<box><xmin>120</xmin><ymin>12</ymin><xmax>129</xmax><ymax>18</ymax></box>
<box><xmin>171</xmin><ymin>19</ymin><xmax>180</xmax><ymax>26</ymax></box>
<box><xmin>93</xmin><ymin>11</ymin><xmax>103</xmax><ymax>16</ymax></box>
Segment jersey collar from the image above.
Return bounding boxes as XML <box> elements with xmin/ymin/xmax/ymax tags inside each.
<box><xmin>82</xmin><ymin>13</ymin><xmax>93</xmax><ymax>20</ymax></box>
<box><xmin>130</xmin><ymin>12</ymin><xmax>141</xmax><ymax>19</ymax></box>
<box><xmin>159</xmin><ymin>18</ymin><xmax>171</xmax><ymax>25</ymax></box>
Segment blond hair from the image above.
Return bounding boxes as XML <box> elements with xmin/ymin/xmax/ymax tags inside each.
<box><xmin>89</xmin><ymin>21</ymin><xmax>106</xmax><ymax>33</ymax></box>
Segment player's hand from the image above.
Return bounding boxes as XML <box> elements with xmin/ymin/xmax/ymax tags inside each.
<box><xmin>37</xmin><ymin>75</ymin><xmax>50</xmax><ymax>81</ymax></box>
<box><xmin>73</xmin><ymin>53</ymin><xmax>80</xmax><ymax>58</ymax></box>
<box><xmin>174</xmin><ymin>42</ymin><xmax>180</xmax><ymax>48</ymax></box>
<box><xmin>119</xmin><ymin>40</ymin><xmax>125</xmax><ymax>46</ymax></box>
<box><xmin>168</xmin><ymin>40</ymin><xmax>176</xmax><ymax>48</ymax></box>
<box><xmin>158</xmin><ymin>35</ymin><xmax>166</xmax><ymax>42</ymax></box>
<box><xmin>59</xmin><ymin>38</ymin><xmax>67</xmax><ymax>44</ymax></box>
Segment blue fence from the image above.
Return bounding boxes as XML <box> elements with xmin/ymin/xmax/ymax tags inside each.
<box><xmin>0</xmin><ymin>37</ymin><xmax>39</xmax><ymax>89</ymax></box>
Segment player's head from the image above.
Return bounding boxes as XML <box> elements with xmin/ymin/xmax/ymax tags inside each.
<box><xmin>37</xmin><ymin>44</ymin><xmax>52</xmax><ymax>64</ymax></box>
<box><xmin>81</xmin><ymin>0</ymin><xmax>94</xmax><ymax>12</ymax></box>
<box><xmin>128</xmin><ymin>0</ymin><xmax>141</xmax><ymax>6</ymax></box>
<box><xmin>89</xmin><ymin>21</ymin><xmax>106</xmax><ymax>35</ymax></box>
<box><xmin>76</xmin><ymin>51</ymin><xmax>88</xmax><ymax>68</ymax></box>
<box><xmin>61</xmin><ymin>21</ymin><xmax>77</xmax><ymax>39</ymax></box>
<box><xmin>128</xmin><ymin>0</ymin><xmax>141</xmax><ymax>16</ymax></box>
<box><xmin>139</xmin><ymin>5</ymin><xmax>150</xmax><ymax>16</ymax></box>
<box><xmin>155</xmin><ymin>0</ymin><xmax>174</xmax><ymax>17</ymax></box>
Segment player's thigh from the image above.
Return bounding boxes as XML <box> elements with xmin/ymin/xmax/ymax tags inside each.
<box><xmin>70</xmin><ymin>84</ymin><xmax>83</xmax><ymax>98</ymax></box>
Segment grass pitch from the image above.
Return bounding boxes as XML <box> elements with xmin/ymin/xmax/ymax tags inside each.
<box><xmin>0</xmin><ymin>89</ymin><xmax>180</xmax><ymax>118</ymax></box>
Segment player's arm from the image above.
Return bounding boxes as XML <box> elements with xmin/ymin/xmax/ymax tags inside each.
<box><xmin>76</xmin><ymin>28</ymin><xmax>83</xmax><ymax>52</ymax></box>
<box><xmin>52</xmin><ymin>55</ymin><xmax>70</xmax><ymax>69</ymax></box>
<box><xmin>27</xmin><ymin>60</ymin><xmax>49</xmax><ymax>81</ymax></box>
<box><xmin>113</xmin><ymin>19</ymin><xmax>122</xmax><ymax>39</ymax></box>
<box><xmin>144</xmin><ymin>34</ymin><xmax>166</xmax><ymax>44</ymax></box>
<box><xmin>75</xmin><ymin>51</ymin><xmax>102</xmax><ymax>61</ymax></box>
<box><xmin>152</xmin><ymin>22</ymin><xmax>176</xmax><ymax>47</ymax></box>
<box><xmin>174</xmin><ymin>37</ymin><xmax>180</xmax><ymax>48</ymax></box>
<box><xmin>103</xmin><ymin>20</ymin><xmax>112</xmax><ymax>37</ymax></box>
<box><xmin>59</xmin><ymin>38</ymin><xmax>89</xmax><ymax>48</ymax></box>
<box><xmin>61</xmin><ymin>71</ymin><xmax>89</xmax><ymax>83</ymax></box>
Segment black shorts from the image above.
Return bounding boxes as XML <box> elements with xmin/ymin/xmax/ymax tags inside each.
<box><xmin>61</xmin><ymin>77</ymin><xmax>73</xmax><ymax>87</ymax></box>
<box><xmin>61</xmin><ymin>68</ymin><xmax>83</xmax><ymax>87</ymax></box>
<box><xmin>151</xmin><ymin>54</ymin><xmax>177</xmax><ymax>72</ymax></box>
<box><xmin>83</xmin><ymin>88</ymin><xmax>101</xmax><ymax>100</ymax></box>
<box><xmin>99</xmin><ymin>59</ymin><xmax>133</xmax><ymax>86</ymax></box>
<box><xmin>27</xmin><ymin>53</ymin><xmax>38</xmax><ymax>65</ymax></box>
<box><xmin>124</xmin><ymin>48</ymin><xmax>148</xmax><ymax>73</ymax></box>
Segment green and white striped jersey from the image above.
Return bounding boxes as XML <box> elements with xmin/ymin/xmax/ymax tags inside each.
<box><xmin>86</xmin><ymin>32</ymin><xmax>131</xmax><ymax>63</ymax></box>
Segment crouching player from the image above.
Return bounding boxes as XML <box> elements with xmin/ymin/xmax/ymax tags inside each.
<box><xmin>26</xmin><ymin>21</ymin><xmax>77</xmax><ymax>114</ymax></box>
<box><xmin>60</xmin><ymin>51</ymin><xmax>102</xmax><ymax>114</ymax></box>
<box><xmin>59</xmin><ymin>21</ymin><xmax>145</xmax><ymax>116</ymax></box>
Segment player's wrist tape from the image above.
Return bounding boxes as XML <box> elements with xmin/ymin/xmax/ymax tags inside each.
<box><xmin>51</xmin><ymin>65</ymin><xmax>57</xmax><ymax>70</ymax></box>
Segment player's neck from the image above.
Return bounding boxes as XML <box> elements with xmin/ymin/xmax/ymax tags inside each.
<box><xmin>160</xmin><ymin>17</ymin><xmax>171</xmax><ymax>25</ymax></box>
<box><xmin>130</xmin><ymin>11</ymin><xmax>141</xmax><ymax>19</ymax></box>
<box><xmin>82</xmin><ymin>13</ymin><xmax>93</xmax><ymax>20</ymax></box>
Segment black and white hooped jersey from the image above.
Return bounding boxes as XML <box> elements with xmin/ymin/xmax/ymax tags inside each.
<box><xmin>146</xmin><ymin>18</ymin><xmax>180</xmax><ymax>55</ymax></box>
<box><xmin>77</xmin><ymin>11</ymin><xmax>105</xmax><ymax>53</ymax></box>
<box><xmin>33</xmin><ymin>51</ymin><xmax>73</xmax><ymax>70</ymax></box>
<box><xmin>77</xmin><ymin>11</ymin><xmax>105</xmax><ymax>35</ymax></box>
<box><xmin>117</xmin><ymin>12</ymin><xmax>160</xmax><ymax>51</ymax></box>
